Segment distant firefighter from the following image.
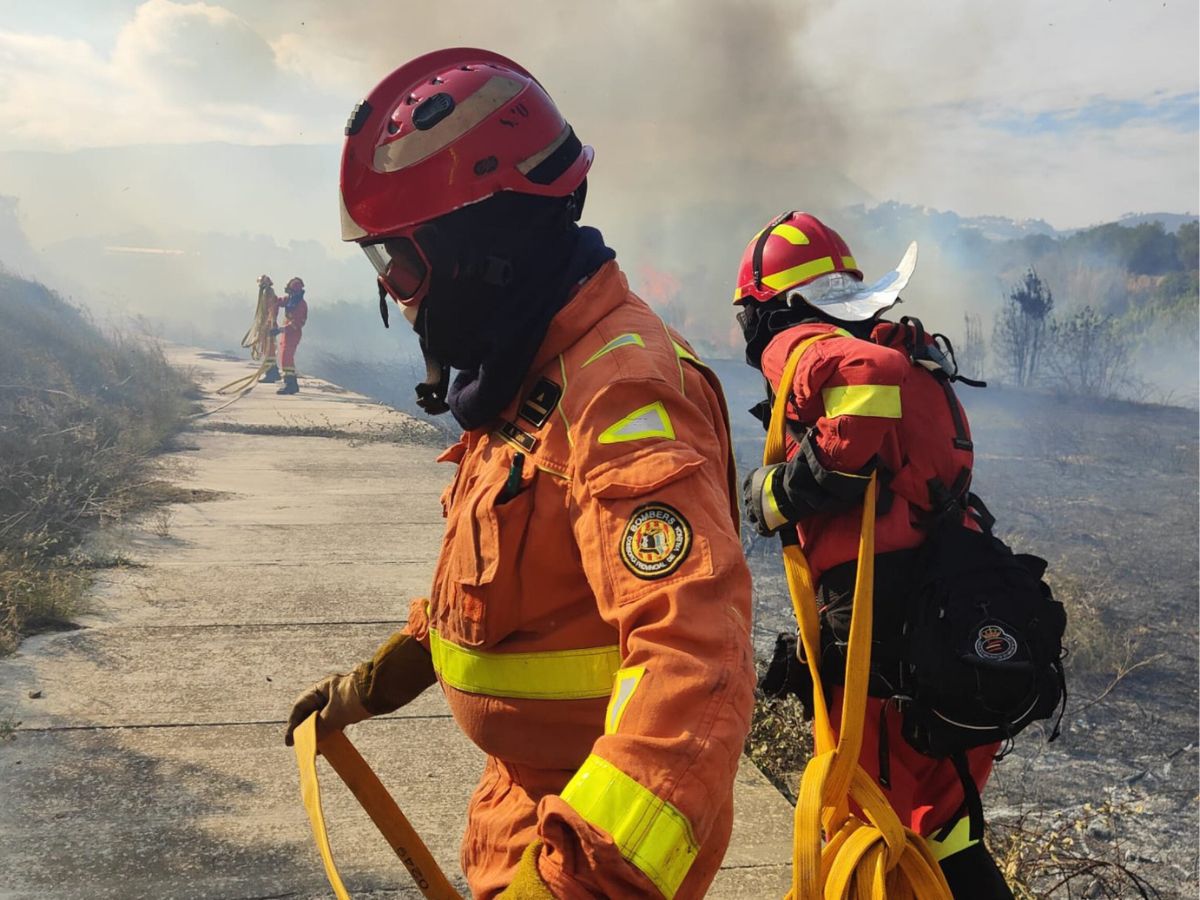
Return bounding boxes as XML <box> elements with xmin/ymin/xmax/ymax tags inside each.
<box><xmin>271</xmin><ymin>276</ymin><xmax>307</xmax><ymax>395</ymax></box>
<box><xmin>247</xmin><ymin>275</ymin><xmax>280</xmax><ymax>382</ymax></box>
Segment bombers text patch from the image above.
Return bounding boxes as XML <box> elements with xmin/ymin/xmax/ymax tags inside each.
<box><xmin>620</xmin><ymin>503</ymin><xmax>692</xmax><ymax>580</ymax></box>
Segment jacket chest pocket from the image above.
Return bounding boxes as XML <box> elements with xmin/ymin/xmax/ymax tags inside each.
<box><xmin>437</xmin><ymin>460</ymin><xmax>538</xmax><ymax>647</ymax></box>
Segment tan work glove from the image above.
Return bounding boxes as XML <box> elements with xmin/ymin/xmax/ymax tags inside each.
<box><xmin>283</xmin><ymin>631</ymin><xmax>436</xmax><ymax>746</ymax></box>
<box><xmin>283</xmin><ymin>671</ymin><xmax>367</xmax><ymax>746</ymax></box>
<box><xmin>497</xmin><ymin>842</ymin><xmax>555</xmax><ymax>899</ymax></box>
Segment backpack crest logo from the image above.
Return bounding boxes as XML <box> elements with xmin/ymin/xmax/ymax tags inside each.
<box><xmin>975</xmin><ymin>623</ymin><xmax>1018</xmax><ymax>663</ymax></box>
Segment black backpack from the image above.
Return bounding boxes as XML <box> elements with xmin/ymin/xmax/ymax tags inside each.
<box><xmin>897</xmin><ymin>495</ymin><xmax>1067</xmax><ymax>758</ymax></box>
<box><xmin>764</xmin><ymin>495</ymin><xmax>1068</xmax><ymax>758</ymax></box>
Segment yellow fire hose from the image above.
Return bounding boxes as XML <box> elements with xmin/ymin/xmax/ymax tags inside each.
<box><xmin>189</xmin><ymin>284</ymin><xmax>276</xmax><ymax>419</ymax></box>
<box><xmin>293</xmin><ymin>714</ymin><xmax>462</xmax><ymax>900</ymax></box>
<box><xmin>767</xmin><ymin>338</ymin><xmax>952</xmax><ymax>899</ymax></box>
<box><xmin>243</xmin><ymin>282</ymin><xmax>278</xmax><ymax>363</ymax></box>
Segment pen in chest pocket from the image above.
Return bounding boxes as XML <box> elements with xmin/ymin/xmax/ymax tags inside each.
<box><xmin>498</xmin><ymin>452</ymin><xmax>526</xmax><ymax>504</ymax></box>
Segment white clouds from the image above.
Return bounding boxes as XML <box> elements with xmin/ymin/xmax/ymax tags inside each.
<box><xmin>0</xmin><ymin>0</ymin><xmax>1194</xmax><ymax>227</ymax></box>
<box><xmin>0</xmin><ymin>32</ymin><xmax>113</xmax><ymax>145</ymax></box>
<box><xmin>111</xmin><ymin>0</ymin><xmax>278</xmax><ymax>103</ymax></box>
<box><xmin>0</xmin><ymin>0</ymin><xmax>336</xmax><ymax>149</ymax></box>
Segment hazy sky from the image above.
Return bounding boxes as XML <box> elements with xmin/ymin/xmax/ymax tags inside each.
<box><xmin>0</xmin><ymin>0</ymin><xmax>1195</xmax><ymax>231</ymax></box>
<box><xmin>0</xmin><ymin>0</ymin><xmax>1196</xmax><ymax>353</ymax></box>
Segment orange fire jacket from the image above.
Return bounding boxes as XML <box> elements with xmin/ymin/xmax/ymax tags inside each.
<box><xmin>403</xmin><ymin>261</ymin><xmax>756</xmax><ymax>899</ymax></box>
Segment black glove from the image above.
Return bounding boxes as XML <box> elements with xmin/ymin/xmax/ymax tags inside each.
<box><xmin>745</xmin><ymin>431</ymin><xmax>876</xmax><ymax>537</ymax></box>
<box><xmin>759</xmin><ymin>632</ymin><xmax>815</xmax><ymax>719</ymax></box>
<box><xmin>268</xmin><ymin>326</ymin><xmax>282</xmax><ymax>337</ymax></box>
<box><xmin>743</xmin><ymin>463</ymin><xmax>800</xmax><ymax>536</ymax></box>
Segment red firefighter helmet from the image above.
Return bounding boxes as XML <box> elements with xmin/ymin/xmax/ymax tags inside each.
<box><xmin>732</xmin><ymin>211</ymin><xmax>862</xmax><ymax>305</ymax></box>
<box><xmin>285</xmin><ymin>276</ymin><xmax>304</xmax><ymax>293</ymax></box>
<box><xmin>339</xmin><ymin>48</ymin><xmax>593</xmax><ymax>244</ymax></box>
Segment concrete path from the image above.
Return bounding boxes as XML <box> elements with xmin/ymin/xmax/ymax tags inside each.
<box><xmin>0</xmin><ymin>349</ymin><xmax>794</xmax><ymax>899</ymax></box>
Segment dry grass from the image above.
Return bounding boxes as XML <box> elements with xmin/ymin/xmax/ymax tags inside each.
<box><xmin>0</xmin><ymin>271</ymin><xmax>194</xmax><ymax>653</ymax></box>
<box><xmin>989</xmin><ymin>799</ymin><xmax>1161</xmax><ymax>898</ymax></box>
<box><xmin>745</xmin><ymin>694</ymin><xmax>813</xmax><ymax>803</ymax></box>
<box><xmin>745</xmin><ymin>694</ymin><xmax>1164</xmax><ymax>897</ymax></box>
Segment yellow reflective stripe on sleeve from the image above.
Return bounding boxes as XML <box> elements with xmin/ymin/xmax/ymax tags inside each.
<box><xmin>598</xmin><ymin>401</ymin><xmax>675</xmax><ymax>444</ymax></box>
<box><xmin>583</xmin><ymin>332</ymin><xmax>645</xmax><ymax>367</ymax></box>
<box><xmin>821</xmin><ymin>384</ymin><xmax>902</xmax><ymax>419</ymax></box>
<box><xmin>842</xmin><ymin>255</ymin><xmax>858</xmax><ymax>270</ymax></box>
<box><xmin>604</xmin><ymin>666</ymin><xmax>646</xmax><ymax>734</ymax></box>
<box><xmin>561</xmin><ymin>754</ymin><xmax>698</xmax><ymax>898</ymax></box>
<box><xmin>771</xmin><ymin>222</ymin><xmax>810</xmax><ymax>245</ymax></box>
<box><xmin>429</xmin><ymin>628</ymin><xmax>619</xmax><ymax>700</ymax></box>
<box><xmin>761</xmin><ymin>255</ymin><xmax>837</xmax><ymax>291</ymax></box>
<box><xmin>925</xmin><ymin>816</ymin><xmax>979</xmax><ymax>862</ymax></box>
<box><xmin>762</xmin><ymin>467</ymin><xmax>787</xmax><ymax>530</ymax></box>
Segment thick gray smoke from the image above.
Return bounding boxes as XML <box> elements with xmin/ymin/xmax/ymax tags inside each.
<box><xmin>0</xmin><ymin>0</ymin><xmax>1194</xmax><ymax>401</ymax></box>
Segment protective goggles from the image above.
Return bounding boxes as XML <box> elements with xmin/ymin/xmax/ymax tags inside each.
<box><xmin>363</xmin><ymin>235</ymin><xmax>431</xmax><ymax>307</ymax></box>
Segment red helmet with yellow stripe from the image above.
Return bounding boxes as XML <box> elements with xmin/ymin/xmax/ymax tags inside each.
<box><xmin>732</xmin><ymin>211</ymin><xmax>862</xmax><ymax>304</ymax></box>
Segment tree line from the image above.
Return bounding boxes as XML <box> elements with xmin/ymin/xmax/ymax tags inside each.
<box><xmin>955</xmin><ymin>220</ymin><xmax>1198</xmax><ymax>401</ymax></box>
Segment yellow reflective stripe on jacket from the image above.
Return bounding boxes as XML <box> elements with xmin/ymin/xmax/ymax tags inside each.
<box><xmin>821</xmin><ymin>384</ymin><xmax>902</xmax><ymax>419</ymax></box>
<box><xmin>428</xmin><ymin>628</ymin><xmax>619</xmax><ymax>700</ymax></box>
<box><xmin>925</xmin><ymin>816</ymin><xmax>980</xmax><ymax>862</ymax></box>
<box><xmin>561</xmin><ymin>753</ymin><xmax>698</xmax><ymax>898</ymax></box>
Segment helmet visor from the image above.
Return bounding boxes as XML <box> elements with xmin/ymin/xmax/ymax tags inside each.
<box><xmin>363</xmin><ymin>237</ymin><xmax>429</xmax><ymax>305</ymax></box>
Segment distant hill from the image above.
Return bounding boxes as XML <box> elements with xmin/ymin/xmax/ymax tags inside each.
<box><xmin>1116</xmin><ymin>212</ymin><xmax>1199</xmax><ymax>234</ymax></box>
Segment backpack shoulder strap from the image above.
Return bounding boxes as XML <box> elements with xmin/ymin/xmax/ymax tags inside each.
<box><xmin>763</xmin><ymin>331</ymin><xmax>842</xmax><ymax>466</ymax></box>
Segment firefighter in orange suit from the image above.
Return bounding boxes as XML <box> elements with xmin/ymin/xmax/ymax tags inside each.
<box><xmin>273</xmin><ymin>276</ymin><xmax>307</xmax><ymax>394</ymax></box>
<box><xmin>735</xmin><ymin>212</ymin><xmax>1013</xmax><ymax>898</ymax></box>
<box><xmin>283</xmin><ymin>49</ymin><xmax>755</xmax><ymax>899</ymax></box>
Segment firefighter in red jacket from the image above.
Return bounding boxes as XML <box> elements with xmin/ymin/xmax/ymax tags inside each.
<box><xmin>735</xmin><ymin>212</ymin><xmax>1013</xmax><ymax>898</ymax></box>
<box><xmin>284</xmin><ymin>49</ymin><xmax>755</xmax><ymax>899</ymax></box>
<box><xmin>273</xmin><ymin>276</ymin><xmax>307</xmax><ymax>394</ymax></box>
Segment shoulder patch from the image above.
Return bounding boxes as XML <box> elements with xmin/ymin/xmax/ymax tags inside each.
<box><xmin>598</xmin><ymin>400</ymin><xmax>674</xmax><ymax>445</ymax></box>
<box><xmin>620</xmin><ymin>503</ymin><xmax>692</xmax><ymax>580</ymax></box>
<box><xmin>518</xmin><ymin>377</ymin><xmax>562</xmax><ymax>428</ymax></box>
<box><xmin>583</xmin><ymin>332</ymin><xmax>645</xmax><ymax>368</ymax></box>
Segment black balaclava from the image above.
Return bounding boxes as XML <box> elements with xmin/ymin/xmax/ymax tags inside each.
<box><xmin>410</xmin><ymin>187</ymin><xmax>613</xmax><ymax>430</ymax></box>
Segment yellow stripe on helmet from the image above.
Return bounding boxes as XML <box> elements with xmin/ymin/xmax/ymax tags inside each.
<box><xmin>761</xmin><ymin>255</ymin><xmax>837</xmax><ymax>292</ymax></box>
<box><xmin>771</xmin><ymin>223</ymin><xmax>811</xmax><ymax>245</ymax></box>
